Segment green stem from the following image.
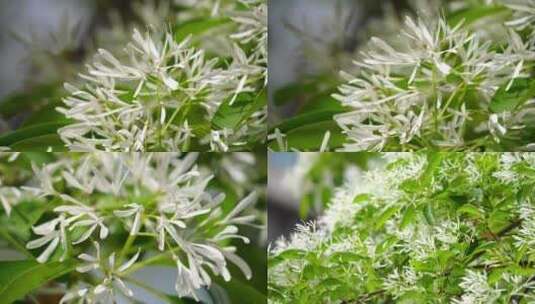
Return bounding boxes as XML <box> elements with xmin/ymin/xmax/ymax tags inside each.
<box><xmin>162</xmin><ymin>97</ymin><xmax>191</xmax><ymax>133</ymax></box>
<box><xmin>121</xmin><ymin>251</ymin><xmax>173</xmax><ymax>275</ymax></box>
<box><xmin>118</xmin><ymin>233</ymin><xmax>137</xmax><ymax>265</ymax></box>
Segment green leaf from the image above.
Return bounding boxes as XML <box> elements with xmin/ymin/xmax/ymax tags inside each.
<box><xmin>487</xmin><ymin>210</ymin><xmax>511</xmax><ymax>233</ymax></box>
<box><xmin>175</xmin><ymin>18</ymin><xmax>231</xmax><ymax>42</ymax></box>
<box><xmin>0</xmin><ymin>121</ymin><xmax>69</xmax><ymax>147</ymax></box>
<box><xmin>174</xmin><ymin>103</ymin><xmax>211</xmax><ymax>138</ymax></box>
<box><xmin>269</xmin><ymin>121</ymin><xmax>345</xmax><ymax>151</ymax></box>
<box><xmin>163</xmin><ymin>295</ymin><xmax>198</xmax><ymax>304</ymax></box>
<box><xmin>276</xmin><ymin>249</ymin><xmax>307</xmax><ymax>260</ymax></box>
<box><xmin>273</xmin><ymin>82</ymin><xmax>320</xmax><ymax>107</ymax></box>
<box><xmin>21</xmin><ymin>100</ymin><xmax>65</xmax><ymax>127</ymax></box>
<box><xmin>299</xmin><ymin>194</ymin><xmax>312</xmax><ymax>219</ymax></box>
<box><xmin>10</xmin><ymin>134</ymin><xmax>66</xmax><ymax>151</ymax></box>
<box><xmin>489</xmin><ymin>78</ymin><xmax>535</xmax><ymax>113</ymax></box>
<box><xmin>329</xmin><ymin>252</ymin><xmax>365</xmax><ymax>263</ymax></box>
<box><xmin>270</xmin><ymin>109</ymin><xmax>345</xmax><ymax>134</ymax></box>
<box><xmin>212</xmin><ymin>277</ymin><xmax>266</xmax><ymax>304</ymax></box>
<box><xmin>300</xmin><ymin>93</ymin><xmax>344</xmax><ymax>113</ymax></box>
<box><xmin>212</xmin><ymin>91</ymin><xmax>266</xmax><ymax>130</ymax></box>
<box><xmin>0</xmin><ymin>83</ymin><xmax>60</xmax><ymax>118</ymax></box>
<box><xmin>398</xmin><ymin>291</ymin><xmax>428</xmax><ymax>304</ymax></box>
<box><xmin>423</xmin><ymin>203</ymin><xmax>435</xmax><ymax>225</ymax></box>
<box><xmin>272</xmin><ymin>75</ymin><xmax>338</xmax><ymax>108</ymax></box>
<box><xmin>448</xmin><ymin>5</ymin><xmax>509</xmax><ymax>27</ymax></box>
<box><xmin>400</xmin><ymin>207</ymin><xmax>416</xmax><ymax>229</ymax></box>
<box><xmin>457</xmin><ymin>204</ymin><xmax>483</xmax><ymax>219</ymax></box>
<box><xmin>375</xmin><ymin>206</ymin><xmax>399</xmax><ymax>229</ymax></box>
<box><xmin>0</xmin><ymin>259</ymin><xmax>76</xmax><ymax>303</ymax></box>
<box><xmin>353</xmin><ymin>194</ymin><xmax>370</xmax><ymax>204</ymax></box>
<box><xmin>269</xmin><ymin>249</ymin><xmax>307</xmax><ymax>268</ymax></box>
<box><xmin>421</xmin><ymin>152</ymin><xmax>444</xmax><ymax>185</ymax></box>
<box><xmin>0</xmin><ymin>201</ymin><xmax>47</xmax><ymax>241</ymax></box>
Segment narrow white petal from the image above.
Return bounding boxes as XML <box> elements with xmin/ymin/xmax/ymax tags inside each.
<box><xmin>37</xmin><ymin>236</ymin><xmax>60</xmax><ymax>263</ymax></box>
<box><xmin>72</xmin><ymin>224</ymin><xmax>97</xmax><ymax>245</ymax></box>
<box><xmin>130</xmin><ymin>210</ymin><xmax>141</xmax><ymax>236</ymax></box>
<box><xmin>118</xmin><ymin>248</ymin><xmax>141</xmax><ymax>272</ymax></box>
<box><xmin>27</xmin><ymin>232</ymin><xmax>57</xmax><ymax>249</ymax></box>
<box><xmin>223</xmin><ymin>250</ymin><xmax>252</xmax><ymax>280</ymax></box>
<box><xmin>224</xmin><ymin>191</ymin><xmax>257</xmax><ymax>222</ymax></box>
<box><xmin>115</xmin><ymin>277</ymin><xmax>134</xmax><ymax>297</ymax></box>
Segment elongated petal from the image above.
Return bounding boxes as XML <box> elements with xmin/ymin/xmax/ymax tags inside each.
<box><xmin>27</xmin><ymin>232</ymin><xmax>57</xmax><ymax>249</ymax></box>
<box><xmin>72</xmin><ymin>224</ymin><xmax>97</xmax><ymax>245</ymax></box>
<box><xmin>118</xmin><ymin>248</ymin><xmax>141</xmax><ymax>272</ymax></box>
<box><xmin>32</xmin><ymin>218</ymin><xmax>60</xmax><ymax>235</ymax></box>
<box><xmin>224</xmin><ymin>191</ymin><xmax>257</xmax><ymax>222</ymax></box>
<box><xmin>99</xmin><ymin>223</ymin><xmax>109</xmax><ymax>239</ymax></box>
<box><xmin>37</xmin><ymin>236</ymin><xmax>60</xmax><ymax>263</ymax></box>
<box><xmin>115</xmin><ymin>277</ymin><xmax>134</xmax><ymax>297</ymax></box>
<box><xmin>130</xmin><ymin>210</ymin><xmax>141</xmax><ymax>236</ymax></box>
<box><xmin>222</xmin><ymin>250</ymin><xmax>252</xmax><ymax>280</ymax></box>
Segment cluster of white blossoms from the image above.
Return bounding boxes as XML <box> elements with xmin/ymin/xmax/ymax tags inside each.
<box><xmin>504</xmin><ymin>0</ymin><xmax>535</xmax><ymax>30</ymax></box>
<box><xmin>0</xmin><ymin>152</ymin><xmax>22</xmax><ymax>216</ymax></box>
<box><xmin>2</xmin><ymin>153</ymin><xmax>258</xmax><ymax>302</ymax></box>
<box><xmin>452</xmin><ymin>271</ymin><xmax>503</xmax><ymax>304</ymax></box>
<box><xmin>332</xmin><ymin>3</ymin><xmax>535</xmax><ymax>151</ymax></box>
<box><xmin>57</xmin><ymin>0</ymin><xmax>267</xmax><ymax>152</ymax></box>
<box><xmin>269</xmin><ymin>153</ymin><xmax>535</xmax><ymax>303</ymax></box>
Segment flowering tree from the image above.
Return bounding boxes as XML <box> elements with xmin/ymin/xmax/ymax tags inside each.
<box><xmin>0</xmin><ymin>0</ymin><xmax>267</xmax><ymax>152</ymax></box>
<box><xmin>269</xmin><ymin>0</ymin><xmax>535</xmax><ymax>151</ymax></box>
<box><xmin>0</xmin><ymin>152</ymin><xmax>266</xmax><ymax>303</ymax></box>
<box><xmin>269</xmin><ymin>152</ymin><xmax>535</xmax><ymax>303</ymax></box>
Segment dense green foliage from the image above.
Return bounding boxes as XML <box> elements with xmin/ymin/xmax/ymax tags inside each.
<box><xmin>269</xmin><ymin>153</ymin><xmax>535</xmax><ymax>303</ymax></box>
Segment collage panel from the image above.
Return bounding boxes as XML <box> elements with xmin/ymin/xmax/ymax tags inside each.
<box><xmin>0</xmin><ymin>1</ymin><xmax>266</xmax><ymax>152</ymax></box>
<box><xmin>268</xmin><ymin>152</ymin><xmax>535</xmax><ymax>303</ymax></box>
<box><xmin>0</xmin><ymin>152</ymin><xmax>266</xmax><ymax>303</ymax></box>
<box><xmin>1</xmin><ymin>0</ymin><xmax>535</xmax><ymax>303</ymax></box>
<box><xmin>269</xmin><ymin>0</ymin><xmax>535</xmax><ymax>152</ymax></box>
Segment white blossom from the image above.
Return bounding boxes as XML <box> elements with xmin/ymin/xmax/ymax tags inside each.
<box><xmin>332</xmin><ymin>12</ymin><xmax>535</xmax><ymax>151</ymax></box>
<box><xmin>57</xmin><ymin>0</ymin><xmax>267</xmax><ymax>152</ymax></box>
<box><xmin>453</xmin><ymin>271</ymin><xmax>503</xmax><ymax>304</ymax></box>
<box><xmin>114</xmin><ymin>203</ymin><xmax>144</xmax><ymax>236</ymax></box>
<box><xmin>26</xmin><ymin>215</ymin><xmax>68</xmax><ymax>263</ymax></box>
<box><xmin>62</xmin><ymin>242</ymin><xmax>141</xmax><ymax>303</ymax></box>
<box><xmin>21</xmin><ymin>152</ymin><xmax>258</xmax><ymax>303</ymax></box>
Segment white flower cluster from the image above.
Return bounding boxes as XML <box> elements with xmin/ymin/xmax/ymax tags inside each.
<box><xmin>269</xmin><ymin>153</ymin><xmax>535</xmax><ymax>303</ymax></box>
<box><xmin>453</xmin><ymin>271</ymin><xmax>502</xmax><ymax>304</ymax></box>
<box><xmin>504</xmin><ymin>0</ymin><xmax>535</xmax><ymax>31</ymax></box>
<box><xmin>514</xmin><ymin>201</ymin><xmax>535</xmax><ymax>252</ymax></box>
<box><xmin>57</xmin><ymin>0</ymin><xmax>267</xmax><ymax>152</ymax></box>
<box><xmin>60</xmin><ymin>242</ymin><xmax>141</xmax><ymax>303</ymax></box>
<box><xmin>382</xmin><ymin>266</ymin><xmax>424</xmax><ymax>299</ymax></box>
<box><xmin>333</xmin><ymin>10</ymin><xmax>535</xmax><ymax>151</ymax></box>
<box><xmin>231</xmin><ymin>0</ymin><xmax>267</xmax><ymax>80</ymax></box>
<box><xmin>15</xmin><ymin>153</ymin><xmax>257</xmax><ymax>302</ymax></box>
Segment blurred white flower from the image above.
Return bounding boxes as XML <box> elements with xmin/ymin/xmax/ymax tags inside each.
<box><xmin>513</xmin><ymin>201</ymin><xmax>535</xmax><ymax>252</ymax></box>
<box><xmin>453</xmin><ymin>271</ymin><xmax>503</xmax><ymax>304</ymax></box>
<box><xmin>333</xmin><ymin>13</ymin><xmax>535</xmax><ymax>151</ymax></box>
<box><xmin>57</xmin><ymin>0</ymin><xmax>267</xmax><ymax>151</ymax></box>
<box><xmin>114</xmin><ymin>203</ymin><xmax>144</xmax><ymax>236</ymax></box>
<box><xmin>20</xmin><ymin>153</ymin><xmax>258</xmax><ymax>300</ymax></box>
<box><xmin>26</xmin><ymin>215</ymin><xmax>68</xmax><ymax>263</ymax></box>
<box><xmin>61</xmin><ymin>242</ymin><xmax>140</xmax><ymax>303</ymax></box>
